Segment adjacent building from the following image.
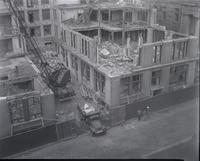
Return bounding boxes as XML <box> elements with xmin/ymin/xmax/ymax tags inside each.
<box><xmin>10</xmin><ymin>0</ymin><xmax>58</xmax><ymax>50</ymax></box>
<box><xmin>55</xmin><ymin>0</ymin><xmax>199</xmax><ymax>110</ymax></box>
<box><xmin>0</xmin><ymin>0</ymin><xmax>56</xmax><ymax>138</ymax></box>
<box><xmin>0</xmin><ymin>0</ymin><xmax>25</xmax><ymax>58</ymax></box>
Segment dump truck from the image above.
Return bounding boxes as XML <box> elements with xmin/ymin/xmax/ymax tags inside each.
<box><xmin>77</xmin><ymin>102</ymin><xmax>106</xmax><ymax>136</ymax></box>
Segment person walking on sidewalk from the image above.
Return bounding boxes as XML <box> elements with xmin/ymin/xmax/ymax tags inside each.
<box><xmin>146</xmin><ymin>106</ymin><xmax>150</xmax><ymax>119</ymax></box>
<box><xmin>137</xmin><ymin>110</ymin><xmax>142</xmax><ymax>121</ymax></box>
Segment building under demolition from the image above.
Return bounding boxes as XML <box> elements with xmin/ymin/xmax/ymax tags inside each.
<box><xmin>55</xmin><ymin>0</ymin><xmax>199</xmax><ymax>109</ymax></box>
<box><xmin>0</xmin><ymin>0</ymin><xmax>56</xmax><ymax>139</ymax></box>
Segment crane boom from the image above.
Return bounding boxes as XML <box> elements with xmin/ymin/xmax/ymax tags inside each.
<box><xmin>6</xmin><ymin>0</ymin><xmax>76</xmax><ymax>100</ymax></box>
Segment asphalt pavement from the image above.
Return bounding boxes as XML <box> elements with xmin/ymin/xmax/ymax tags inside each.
<box><xmin>12</xmin><ymin>97</ymin><xmax>199</xmax><ymax>159</ymax></box>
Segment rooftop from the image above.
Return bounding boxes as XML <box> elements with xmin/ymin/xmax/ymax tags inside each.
<box><xmin>0</xmin><ymin>57</ymin><xmax>37</xmax><ymax>81</ymax></box>
<box><xmin>0</xmin><ymin>56</ymin><xmax>52</xmax><ymax>97</ymax></box>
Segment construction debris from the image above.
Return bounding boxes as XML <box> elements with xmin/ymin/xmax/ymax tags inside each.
<box><xmin>97</xmin><ymin>41</ymin><xmax>140</xmax><ymax>77</ymax></box>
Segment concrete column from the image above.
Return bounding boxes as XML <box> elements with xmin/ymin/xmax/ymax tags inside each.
<box><xmin>122</xmin><ymin>31</ymin><xmax>125</xmax><ymax>46</ymax></box>
<box><xmin>161</xmin><ymin>66</ymin><xmax>171</xmax><ymax>93</ymax></box>
<box><xmin>68</xmin><ymin>52</ymin><xmax>72</xmax><ymax>69</ymax></box>
<box><xmin>77</xmin><ymin>58</ymin><xmax>82</xmax><ymax>83</ymax></box>
<box><xmin>90</xmin><ymin>67</ymin><xmax>95</xmax><ymax>89</ymax></box>
<box><xmin>187</xmin><ymin>61</ymin><xmax>196</xmax><ymax>86</ymax></box>
<box><xmin>39</xmin><ymin>9</ymin><xmax>44</xmax><ymax>38</ymax></box>
<box><xmin>111</xmin><ymin>32</ymin><xmax>114</xmax><ymax>41</ymax></box>
<box><xmin>0</xmin><ymin>99</ymin><xmax>11</xmax><ymax>138</ymax></box>
<box><xmin>105</xmin><ymin>76</ymin><xmax>120</xmax><ymax>107</ymax></box>
<box><xmin>108</xmin><ymin>8</ymin><xmax>111</xmax><ymax>24</ymax></box>
<box><xmin>187</xmin><ymin>36</ymin><xmax>198</xmax><ymax>58</ymax></box>
<box><xmin>147</xmin><ymin>28</ymin><xmax>153</xmax><ymax>43</ymax></box>
<box><xmin>122</xmin><ymin>9</ymin><xmax>125</xmax><ymax>25</ymax></box>
<box><xmin>41</xmin><ymin>92</ymin><xmax>56</xmax><ymax>120</ymax></box>
<box><xmin>149</xmin><ymin>8</ymin><xmax>157</xmax><ymax>26</ymax></box>
<box><xmin>132</xmin><ymin>9</ymin><xmax>137</xmax><ymax>23</ymax></box>
<box><xmin>142</xmin><ymin>70</ymin><xmax>151</xmax><ymax>97</ymax></box>
<box><xmin>12</xmin><ymin>37</ymin><xmax>20</xmax><ymax>52</ymax></box>
<box><xmin>161</xmin><ymin>41</ymin><xmax>173</xmax><ymax>64</ymax></box>
<box><xmin>140</xmin><ymin>44</ymin><xmax>153</xmax><ymax>67</ymax></box>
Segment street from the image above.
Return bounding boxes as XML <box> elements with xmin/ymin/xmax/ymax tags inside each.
<box><xmin>12</xmin><ymin>98</ymin><xmax>198</xmax><ymax>159</ymax></box>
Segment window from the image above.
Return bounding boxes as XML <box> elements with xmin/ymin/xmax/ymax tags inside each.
<box><xmin>175</xmin><ymin>8</ymin><xmax>179</xmax><ymax>21</ymax></box>
<box><xmin>120</xmin><ymin>74</ymin><xmax>142</xmax><ymax>97</ymax></box>
<box><xmin>194</xmin><ymin>61</ymin><xmax>199</xmax><ymax>83</ymax></box>
<box><xmin>30</xmin><ymin>26</ymin><xmax>41</xmax><ymax>37</ymax></box>
<box><xmin>81</xmin><ymin>39</ymin><xmax>90</xmax><ymax>57</ymax></box>
<box><xmin>125</xmin><ymin>11</ymin><xmax>132</xmax><ymax>23</ymax></box>
<box><xmin>14</xmin><ymin>0</ymin><xmax>23</xmax><ymax>7</ymax></box>
<box><xmin>153</xmin><ymin>30</ymin><xmax>165</xmax><ymax>42</ymax></box>
<box><xmin>153</xmin><ymin>89</ymin><xmax>162</xmax><ymax>96</ymax></box>
<box><xmin>137</xmin><ymin>10</ymin><xmax>148</xmax><ymax>22</ymax></box>
<box><xmin>132</xmin><ymin>75</ymin><xmax>142</xmax><ymax>94</ymax></box>
<box><xmin>27</xmin><ymin>0</ymin><xmax>38</xmax><ymax>7</ymax></box>
<box><xmin>42</xmin><ymin>9</ymin><xmax>50</xmax><ymax>20</ymax></box>
<box><xmin>54</xmin><ymin>25</ymin><xmax>58</xmax><ymax>38</ymax></box>
<box><xmin>43</xmin><ymin>25</ymin><xmax>51</xmax><ymax>36</ymax></box>
<box><xmin>8</xmin><ymin>95</ymin><xmax>42</xmax><ymax>124</ymax></box>
<box><xmin>81</xmin><ymin>61</ymin><xmax>90</xmax><ymax>82</ymax></box>
<box><xmin>152</xmin><ymin>45</ymin><xmax>162</xmax><ymax>63</ymax></box>
<box><xmin>28</xmin><ymin>10</ymin><xmax>39</xmax><ymax>23</ymax></box>
<box><xmin>170</xmin><ymin>64</ymin><xmax>188</xmax><ymax>86</ymax></box>
<box><xmin>172</xmin><ymin>41</ymin><xmax>188</xmax><ymax>60</ymax></box>
<box><xmin>75</xmin><ymin>56</ymin><xmax>78</xmax><ymax>71</ymax></box>
<box><xmin>152</xmin><ymin>70</ymin><xmax>161</xmax><ymax>86</ymax></box>
<box><xmin>71</xmin><ymin>55</ymin><xmax>76</xmax><ymax>69</ymax></box>
<box><xmin>8</xmin><ymin>100</ymin><xmax>25</xmax><ymax>124</ymax></box>
<box><xmin>53</xmin><ymin>9</ymin><xmax>57</xmax><ymax>20</ymax></box>
<box><xmin>163</xmin><ymin>11</ymin><xmax>166</xmax><ymax>19</ymax></box>
<box><xmin>41</xmin><ymin>0</ymin><xmax>49</xmax><ymax>5</ymax></box>
<box><xmin>18</xmin><ymin>11</ymin><xmax>25</xmax><ymax>22</ymax></box>
<box><xmin>120</xmin><ymin>77</ymin><xmax>130</xmax><ymax>96</ymax></box>
<box><xmin>94</xmin><ymin>70</ymin><xmax>105</xmax><ymax>94</ymax></box>
<box><xmin>71</xmin><ymin>32</ymin><xmax>77</xmax><ymax>49</ymax></box>
<box><xmin>28</xmin><ymin>96</ymin><xmax>42</xmax><ymax>120</ymax></box>
<box><xmin>101</xmin><ymin>10</ymin><xmax>109</xmax><ymax>21</ymax></box>
<box><xmin>65</xmin><ymin>50</ymin><xmax>68</xmax><ymax>67</ymax></box>
<box><xmin>62</xmin><ymin>30</ymin><xmax>66</xmax><ymax>42</ymax></box>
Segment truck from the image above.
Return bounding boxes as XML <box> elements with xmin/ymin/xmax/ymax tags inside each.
<box><xmin>77</xmin><ymin>102</ymin><xmax>106</xmax><ymax>136</ymax></box>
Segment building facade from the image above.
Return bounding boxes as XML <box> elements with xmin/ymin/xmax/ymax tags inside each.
<box><xmin>56</xmin><ymin>1</ymin><xmax>199</xmax><ymax>109</ymax></box>
<box><xmin>10</xmin><ymin>0</ymin><xmax>58</xmax><ymax>50</ymax></box>
<box><xmin>0</xmin><ymin>0</ymin><xmax>26</xmax><ymax>58</ymax></box>
<box><xmin>0</xmin><ymin>0</ymin><xmax>56</xmax><ymax>138</ymax></box>
<box><xmin>149</xmin><ymin>0</ymin><xmax>200</xmax><ymax>46</ymax></box>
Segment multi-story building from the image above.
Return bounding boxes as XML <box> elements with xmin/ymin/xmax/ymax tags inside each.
<box><xmin>0</xmin><ymin>0</ymin><xmax>25</xmax><ymax>58</ymax></box>
<box><xmin>55</xmin><ymin>0</ymin><xmax>199</xmax><ymax>110</ymax></box>
<box><xmin>149</xmin><ymin>0</ymin><xmax>200</xmax><ymax>46</ymax></box>
<box><xmin>9</xmin><ymin>0</ymin><xmax>58</xmax><ymax>50</ymax></box>
<box><xmin>0</xmin><ymin>0</ymin><xmax>56</xmax><ymax>138</ymax></box>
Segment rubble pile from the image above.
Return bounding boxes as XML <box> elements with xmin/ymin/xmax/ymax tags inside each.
<box><xmin>97</xmin><ymin>41</ymin><xmax>140</xmax><ymax>76</ymax></box>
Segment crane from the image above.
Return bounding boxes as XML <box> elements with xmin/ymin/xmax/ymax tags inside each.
<box><xmin>6</xmin><ymin>0</ymin><xmax>76</xmax><ymax>101</ymax></box>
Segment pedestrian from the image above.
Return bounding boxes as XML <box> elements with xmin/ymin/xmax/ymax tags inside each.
<box><xmin>142</xmin><ymin>110</ymin><xmax>146</xmax><ymax>121</ymax></box>
<box><xmin>137</xmin><ymin>110</ymin><xmax>142</xmax><ymax>121</ymax></box>
<box><xmin>146</xmin><ymin>106</ymin><xmax>150</xmax><ymax>119</ymax></box>
<box><xmin>146</xmin><ymin>106</ymin><xmax>150</xmax><ymax>115</ymax></box>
